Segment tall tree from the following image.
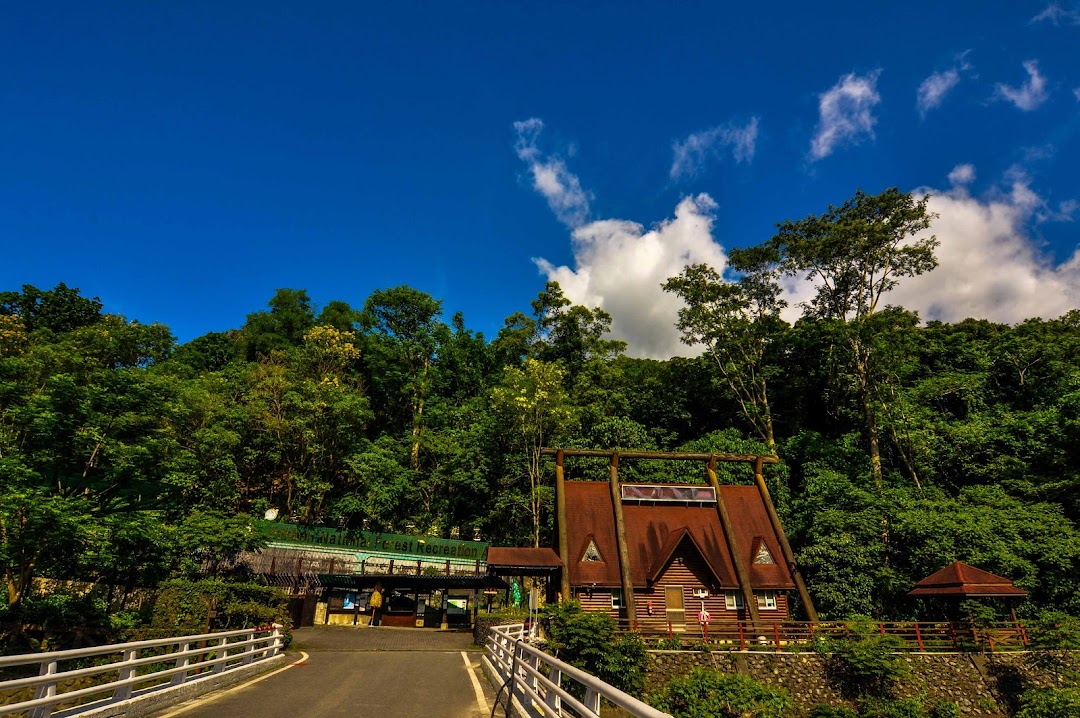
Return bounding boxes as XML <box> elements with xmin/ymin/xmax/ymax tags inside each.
<box><xmin>361</xmin><ymin>286</ymin><xmax>443</xmax><ymax>470</ymax></box>
<box><xmin>664</xmin><ymin>245</ymin><xmax>787</xmax><ymax>449</ymax></box>
<box><xmin>490</xmin><ymin>359</ymin><xmax>574</xmax><ymax>547</ymax></box>
<box><xmin>767</xmin><ymin>188</ymin><xmax>938</xmax><ymax>489</ymax></box>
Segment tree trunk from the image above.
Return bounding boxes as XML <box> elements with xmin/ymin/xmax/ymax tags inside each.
<box><xmin>410</xmin><ymin>358</ymin><xmax>430</xmax><ymax>471</ymax></box>
<box><xmin>851</xmin><ymin>338</ymin><xmax>883</xmax><ymax>492</ymax></box>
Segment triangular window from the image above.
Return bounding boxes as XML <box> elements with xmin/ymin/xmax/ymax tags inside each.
<box><xmin>582</xmin><ymin>539</ymin><xmax>603</xmax><ymax>563</ymax></box>
<box><xmin>753</xmin><ymin>540</ymin><xmax>775</xmax><ymax>565</ymax></box>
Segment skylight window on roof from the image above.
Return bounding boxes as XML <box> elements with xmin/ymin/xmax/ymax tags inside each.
<box><xmin>621</xmin><ymin>484</ymin><xmax>716</xmax><ymax>503</ymax></box>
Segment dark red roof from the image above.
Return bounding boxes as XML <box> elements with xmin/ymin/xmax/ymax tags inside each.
<box><xmin>562</xmin><ymin>481</ymin><xmax>795</xmax><ymax>590</ymax></box>
<box><xmin>907</xmin><ymin>561</ymin><xmax>1028</xmax><ymax>598</ymax></box>
<box><xmin>486</xmin><ymin>547</ymin><xmax>563</xmax><ymax>568</ymax></box>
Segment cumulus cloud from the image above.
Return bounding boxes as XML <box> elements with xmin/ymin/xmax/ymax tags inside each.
<box><xmin>947</xmin><ymin>163</ymin><xmax>976</xmax><ymax>187</ymax></box>
<box><xmin>872</xmin><ymin>173</ymin><xmax>1080</xmax><ymax>324</ymax></box>
<box><xmin>513</xmin><ymin>118</ymin><xmax>591</xmax><ymax>228</ymax></box>
<box><xmin>1030</xmin><ymin>3</ymin><xmax>1080</xmax><ymax>25</ymax></box>
<box><xmin>535</xmin><ymin>194</ymin><xmax>730</xmax><ymax>359</ymax></box>
<box><xmin>916</xmin><ymin>53</ymin><xmax>972</xmax><ymax>117</ymax></box>
<box><xmin>810</xmin><ymin>71</ymin><xmax>882</xmax><ymax>160</ymax></box>
<box><xmin>994</xmin><ymin>60</ymin><xmax>1050</xmax><ymax>111</ymax></box>
<box><xmin>670</xmin><ymin>118</ymin><xmax>760</xmax><ymax>180</ymax></box>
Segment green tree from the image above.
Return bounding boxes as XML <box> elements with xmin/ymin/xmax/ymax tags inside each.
<box><xmin>767</xmin><ymin>188</ymin><xmax>938</xmax><ymax>490</ymax></box>
<box><xmin>361</xmin><ymin>286</ymin><xmax>443</xmax><ymax>470</ymax></box>
<box><xmin>664</xmin><ymin>245</ymin><xmax>788</xmax><ymax>448</ymax></box>
<box><xmin>491</xmin><ymin>359</ymin><xmax>574</xmax><ymax>547</ymax></box>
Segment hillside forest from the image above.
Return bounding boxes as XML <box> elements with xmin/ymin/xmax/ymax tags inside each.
<box><xmin>2</xmin><ymin>188</ymin><xmax>1079</xmax><ymax>628</ymax></box>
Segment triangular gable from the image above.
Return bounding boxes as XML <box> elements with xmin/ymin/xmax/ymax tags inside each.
<box><xmin>578</xmin><ymin>534</ymin><xmax>604</xmax><ymax>563</ymax></box>
<box><xmin>646</xmin><ymin>527</ymin><xmax>728</xmax><ymax>586</ymax></box>
<box><xmin>751</xmin><ymin>536</ymin><xmax>776</xmax><ymax>565</ymax></box>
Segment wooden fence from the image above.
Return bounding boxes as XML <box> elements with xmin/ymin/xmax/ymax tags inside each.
<box><xmin>616</xmin><ymin>618</ymin><xmax>1030</xmax><ymax>652</ymax></box>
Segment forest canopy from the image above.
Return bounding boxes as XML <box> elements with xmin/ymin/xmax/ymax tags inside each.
<box><xmin>2</xmin><ymin>189</ymin><xmax>1079</xmax><ymax>622</ymax></box>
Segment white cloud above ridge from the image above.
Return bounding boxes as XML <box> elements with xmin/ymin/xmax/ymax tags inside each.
<box><xmin>513</xmin><ymin>118</ymin><xmax>591</xmax><ymax>228</ymax></box>
<box><xmin>1030</xmin><ymin>3</ymin><xmax>1080</xmax><ymax>25</ymax></box>
<box><xmin>948</xmin><ymin>163</ymin><xmax>976</xmax><ymax>186</ymax></box>
<box><xmin>916</xmin><ymin>54</ymin><xmax>972</xmax><ymax>118</ymax></box>
<box><xmin>994</xmin><ymin>60</ymin><xmax>1050</xmax><ymax>111</ymax></box>
<box><xmin>535</xmin><ymin>194</ymin><xmax>729</xmax><ymax>359</ymax></box>
<box><xmin>810</xmin><ymin>71</ymin><xmax>882</xmax><ymax>160</ymax></box>
<box><xmin>670</xmin><ymin>118</ymin><xmax>760</xmax><ymax>180</ymax></box>
<box><xmin>515</xmin><ymin>123</ymin><xmax>1080</xmax><ymax>360</ymax></box>
<box><xmin>780</xmin><ymin>171</ymin><xmax>1080</xmax><ymax>327</ymax></box>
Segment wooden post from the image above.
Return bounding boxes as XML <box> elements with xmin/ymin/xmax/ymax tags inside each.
<box><xmin>914</xmin><ymin>622</ymin><xmax>925</xmax><ymax>652</ymax></box>
<box><xmin>609</xmin><ymin>452</ymin><xmax>637</xmax><ymax>626</ymax></box>
<box><xmin>751</xmin><ymin>455</ymin><xmax>819</xmax><ymax>623</ymax></box>
<box><xmin>555</xmin><ymin>449</ymin><xmax>571</xmax><ymax>602</ymax></box>
<box><xmin>706</xmin><ymin>455</ymin><xmax>761</xmax><ymax>630</ymax></box>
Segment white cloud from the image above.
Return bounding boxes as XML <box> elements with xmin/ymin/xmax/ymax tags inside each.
<box><xmin>670</xmin><ymin>118</ymin><xmax>760</xmax><ymax>180</ymax></box>
<box><xmin>916</xmin><ymin>54</ymin><xmax>972</xmax><ymax>117</ymax></box>
<box><xmin>1074</xmin><ymin>87</ymin><xmax>1080</xmax><ymax>101</ymax></box>
<box><xmin>994</xmin><ymin>60</ymin><xmax>1050</xmax><ymax>111</ymax></box>
<box><xmin>810</xmin><ymin>71</ymin><xmax>882</xmax><ymax>160</ymax></box>
<box><xmin>1030</xmin><ymin>3</ymin><xmax>1080</xmax><ymax>25</ymax></box>
<box><xmin>513</xmin><ymin>118</ymin><xmax>591</xmax><ymax>228</ymax></box>
<box><xmin>871</xmin><ymin>174</ymin><xmax>1080</xmax><ymax>324</ymax></box>
<box><xmin>535</xmin><ymin>194</ymin><xmax>730</xmax><ymax>359</ymax></box>
<box><xmin>947</xmin><ymin>163</ymin><xmax>976</xmax><ymax>186</ymax></box>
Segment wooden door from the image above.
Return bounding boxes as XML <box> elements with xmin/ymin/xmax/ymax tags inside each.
<box><xmin>665</xmin><ymin>585</ymin><xmax>685</xmax><ymax>632</ymax></box>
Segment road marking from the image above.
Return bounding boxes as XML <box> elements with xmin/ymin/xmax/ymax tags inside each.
<box><xmin>462</xmin><ymin>651</ymin><xmax>490</xmax><ymax>717</ymax></box>
<box><xmin>154</xmin><ymin>651</ymin><xmax>310</xmax><ymax>718</ymax></box>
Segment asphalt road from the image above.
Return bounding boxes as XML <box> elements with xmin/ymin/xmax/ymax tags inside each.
<box><xmin>154</xmin><ymin>627</ymin><xmax>497</xmax><ymax>718</ymax></box>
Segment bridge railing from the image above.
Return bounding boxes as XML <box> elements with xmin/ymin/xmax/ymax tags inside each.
<box><xmin>0</xmin><ymin>625</ymin><xmax>282</xmax><ymax>718</ymax></box>
<box><xmin>483</xmin><ymin>623</ymin><xmax>671</xmax><ymax>718</ymax></box>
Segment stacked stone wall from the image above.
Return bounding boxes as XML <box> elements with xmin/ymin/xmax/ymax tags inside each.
<box><xmin>645</xmin><ymin>650</ymin><xmax>1080</xmax><ymax>716</ymax></box>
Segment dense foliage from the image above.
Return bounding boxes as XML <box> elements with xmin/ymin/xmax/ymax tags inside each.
<box><xmin>541</xmin><ymin>601</ymin><xmax>647</xmax><ymax>696</ymax></box>
<box><xmin>647</xmin><ymin>670</ymin><xmax>794</xmax><ymax>718</ymax></box>
<box><xmin>3</xmin><ymin>188</ymin><xmax>1080</xmax><ymax>633</ymax></box>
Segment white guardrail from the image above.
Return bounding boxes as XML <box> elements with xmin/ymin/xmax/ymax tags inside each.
<box><xmin>0</xmin><ymin>625</ymin><xmax>283</xmax><ymax>718</ymax></box>
<box><xmin>483</xmin><ymin>623</ymin><xmax>671</xmax><ymax>718</ymax></box>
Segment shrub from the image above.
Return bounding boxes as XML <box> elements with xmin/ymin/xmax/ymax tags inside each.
<box><xmin>1015</xmin><ymin>688</ymin><xmax>1080</xmax><ymax>718</ymax></box>
<box><xmin>150</xmin><ymin>579</ymin><xmax>290</xmax><ymax>636</ymax></box>
<box><xmin>927</xmin><ymin>700</ymin><xmax>961</xmax><ymax>718</ymax></box>
<box><xmin>856</xmin><ymin>697</ymin><xmax>924</xmax><ymax>718</ymax></box>
<box><xmin>541</xmin><ymin>601</ymin><xmax>648</xmax><ymax>696</ymax></box>
<box><xmin>815</xmin><ymin>617</ymin><xmax>908</xmax><ymax>698</ymax></box>
<box><xmin>647</xmin><ymin>670</ymin><xmax>793</xmax><ymax>718</ymax></box>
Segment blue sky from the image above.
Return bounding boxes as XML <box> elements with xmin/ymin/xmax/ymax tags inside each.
<box><xmin>2</xmin><ymin>1</ymin><xmax>1079</xmax><ymax>357</ymax></box>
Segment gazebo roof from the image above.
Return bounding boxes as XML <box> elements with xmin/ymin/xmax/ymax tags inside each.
<box><xmin>907</xmin><ymin>561</ymin><xmax>1027</xmax><ymax>598</ymax></box>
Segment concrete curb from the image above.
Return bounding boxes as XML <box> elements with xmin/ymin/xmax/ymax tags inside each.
<box><xmin>59</xmin><ymin>654</ymin><xmax>288</xmax><ymax>718</ymax></box>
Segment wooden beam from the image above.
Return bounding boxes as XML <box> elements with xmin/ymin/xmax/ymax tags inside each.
<box><xmin>608</xmin><ymin>453</ymin><xmax>637</xmax><ymax>628</ymax></box>
<box><xmin>706</xmin><ymin>455</ymin><xmax>761</xmax><ymax>630</ymax></box>
<box><xmin>540</xmin><ymin>448</ymin><xmax>779</xmax><ymax>464</ymax></box>
<box><xmin>555</xmin><ymin>449</ymin><xmax>571</xmax><ymax>602</ymax></box>
<box><xmin>752</xmin><ymin>456</ymin><xmax>819</xmax><ymax>623</ymax></box>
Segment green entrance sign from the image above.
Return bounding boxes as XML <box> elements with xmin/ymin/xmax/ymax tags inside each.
<box><xmin>255</xmin><ymin>521</ymin><xmax>489</xmax><ymax>561</ymax></box>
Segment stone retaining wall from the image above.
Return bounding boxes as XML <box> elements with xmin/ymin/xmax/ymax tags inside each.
<box><xmin>645</xmin><ymin>650</ymin><xmax>1080</xmax><ymax>717</ymax></box>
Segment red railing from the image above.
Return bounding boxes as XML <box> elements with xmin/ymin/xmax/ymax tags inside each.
<box><xmin>614</xmin><ymin>618</ymin><xmax>1031</xmax><ymax>652</ymax></box>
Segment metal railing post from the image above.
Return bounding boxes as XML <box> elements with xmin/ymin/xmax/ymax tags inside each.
<box><xmin>29</xmin><ymin>659</ymin><xmax>58</xmax><ymax>718</ymax></box>
<box><xmin>113</xmin><ymin>648</ymin><xmax>139</xmax><ymax>700</ymax></box>
<box><xmin>545</xmin><ymin>665</ymin><xmax>563</xmax><ymax>713</ymax></box>
<box><xmin>242</xmin><ymin>630</ymin><xmax>255</xmax><ymax>665</ymax></box>
<box><xmin>212</xmin><ymin>636</ymin><xmax>230</xmax><ymax>673</ymax></box>
<box><xmin>171</xmin><ymin>641</ymin><xmax>191</xmax><ymax>686</ymax></box>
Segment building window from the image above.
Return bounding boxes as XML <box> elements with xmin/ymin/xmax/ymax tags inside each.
<box><xmin>724</xmin><ymin>591</ymin><xmax>744</xmax><ymax>610</ymax></box>
<box><xmin>611</xmin><ymin>588</ymin><xmax>624</xmax><ymax>609</ymax></box>
<box><xmin>756</xmin><ymin>591</ymin><xmax>777</xmax><ymax>610</ymax></box>
<box><xmin>582</xmin><ymin>540</ymin><xmax>603</xmax><ymax>563</ymax></box>
<box><xmin>753</xmin><ymin>541</ymin><xmax>776</xmax><ymax>565</ymax></box>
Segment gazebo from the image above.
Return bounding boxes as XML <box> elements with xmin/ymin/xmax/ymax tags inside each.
<box><xmin>908</xmin><ymin>561</ymin><xmax>1028</xmax><ymax>646</ymax></box>
<box><xmin>907</xmin><ymin>561</ymin><xmax>1027</xmax><ymax>600</ymax></box>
